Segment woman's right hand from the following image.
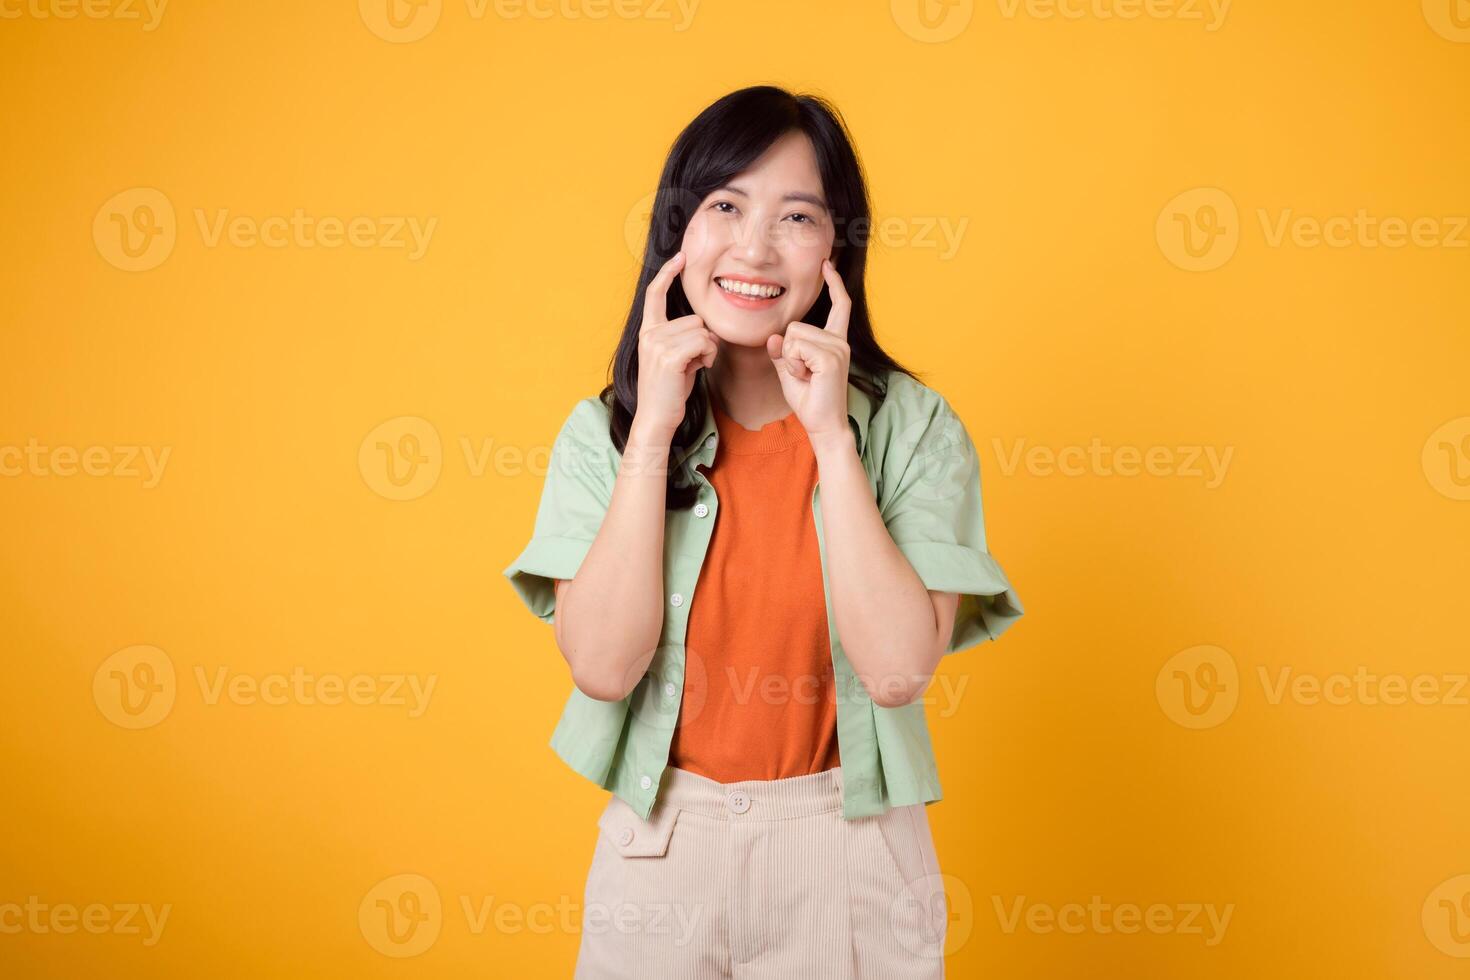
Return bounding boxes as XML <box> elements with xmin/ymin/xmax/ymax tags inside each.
<box><xmin>634</xmin><ymin>251</ymin><xmax>718</xmax><ymax>439</ymax></box>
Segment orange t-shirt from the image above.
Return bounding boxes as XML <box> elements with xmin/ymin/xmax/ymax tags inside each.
<box><xmin>665</xmin><ymin>394</ymin><xmax>841</xmax><ymax>781</ymax></box>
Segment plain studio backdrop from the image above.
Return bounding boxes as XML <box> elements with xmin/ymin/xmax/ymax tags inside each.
<box><xmin>1</xmin><ymin>1</ymin><xmax>1468</xmax><ymax>977</ymax></box>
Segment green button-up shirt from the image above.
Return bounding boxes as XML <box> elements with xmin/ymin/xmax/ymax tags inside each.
<box><xmin>503</xmin><ymin>364</ymin><xmax>1024</xmax><ymax>820</ymax></box>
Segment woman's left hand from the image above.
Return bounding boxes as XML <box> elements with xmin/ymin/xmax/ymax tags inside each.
<box><xmin>767</xmin><ymin>258</ymin><xmax>853</xmax><ymax>448</ymax></box>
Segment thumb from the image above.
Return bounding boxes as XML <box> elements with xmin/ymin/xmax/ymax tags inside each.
<box><xmin>766</xmin><ymin>333</ymin><xmax>785</xmax><ymax>366</ymax></box>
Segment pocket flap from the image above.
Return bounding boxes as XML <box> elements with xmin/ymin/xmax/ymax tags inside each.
<box><xmin>597</xmin><ymin>793</ymin><xmax>680</xmax><ymax>858</ymax></box>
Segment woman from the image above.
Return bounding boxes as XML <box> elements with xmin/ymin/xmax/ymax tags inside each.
<box><xmin>504</xmin><ymin>85</ymin><xmax>1024</xmax><ymax>979</ymax></box>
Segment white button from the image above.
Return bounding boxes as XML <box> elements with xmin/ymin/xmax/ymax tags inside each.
<box><xmin>704</xmin><ymin>435</ymin><xmax>716</xmax><ymax>449</ymax></box>
<box><xmin>670</xmin><ymin>593</ymin><xmax>683</xmax><ymax>607</ymax></box>
<box><xmin>694</xmin><ymin>503</ymin><xmax>709</xmax><ymax>518</ymax></box>
<box><xmin>618</xmin><ymin>827</ymin><xmax>634</xmax><ymax>846</ymax></box>
<box><xmin>664</xmin><ymin>681</ymin><xmax>677</xmax><ymax>698</ymax></box>
<box><xmin>640</xmin><ymin>775</ymin><xmax>653</xmax><ymax>790</ymax></box>
<box><xmin>726</xmin><ymin>790</ymin><xmax>750</xmax><ymax>814</ymax></box>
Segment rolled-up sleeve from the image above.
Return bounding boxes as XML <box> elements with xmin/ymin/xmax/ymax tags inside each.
<box><xmin>502</xmin><ymin>397</ymin><xmax>620</xmax><ymax>624</ymax></box>
<box><xmin>878</xmin><ymin>391</ymin><xmax>1024</xmax><ymax>653</ymax></box>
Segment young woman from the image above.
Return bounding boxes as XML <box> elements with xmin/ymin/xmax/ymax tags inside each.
<box><xmin>504</xmin><ymin>85</ymin><xmax>1024</xmax><ymax>979</ymax></box>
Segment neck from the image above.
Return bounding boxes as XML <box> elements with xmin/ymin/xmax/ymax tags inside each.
<box><xmin>707</xmin><ymin>342</ymin><xmax>791</xmax><ymax>431</ymax></box>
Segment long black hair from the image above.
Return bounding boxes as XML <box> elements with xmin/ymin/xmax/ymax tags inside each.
<box><xmin>600</xmin><ymin>85</ymin><xmax>921</xmax><ymax>510</ymax></box>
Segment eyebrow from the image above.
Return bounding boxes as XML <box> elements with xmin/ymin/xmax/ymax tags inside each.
<box><xmin>716</xmin><ymin>183</ymin><xmax>829</xmax><ymax>213</ymax></box>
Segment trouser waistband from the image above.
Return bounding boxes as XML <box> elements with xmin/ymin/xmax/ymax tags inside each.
<box><xmin>657</xmin><ymin>765</ymin><xmax>845</xmax><ymax>821</ymax></box>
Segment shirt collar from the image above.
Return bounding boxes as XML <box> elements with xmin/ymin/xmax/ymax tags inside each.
<box><xmin>673</xmin><ymin>363</ymin><xmax>875</xmax><ymax>471</ymax></box>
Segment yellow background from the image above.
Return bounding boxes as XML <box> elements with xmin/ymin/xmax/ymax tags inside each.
<box><xmin>2</xmin><ymin>0</ymin><xmax>1468</xmax><ymax>976</ymax></box>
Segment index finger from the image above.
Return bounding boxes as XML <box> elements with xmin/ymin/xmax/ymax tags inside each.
<box><xmin>641</xmin><ymin>251</ymin><xmax>685</xmax><ymax>329</ymax></box>
<box><xmin>821</xmin><ymin>257</ymin><xmax>851</xmax><ymax>339</ymax></box>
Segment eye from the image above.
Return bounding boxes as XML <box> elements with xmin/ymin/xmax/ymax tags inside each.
<box><xmin>788</xmin><ymin>212</ymin><xmax>814</xmax><ymax>224</ymax></box>
<box><xmin>711</xmin><ymin>201</ymin><xmax>737</xmax><ymax>214</ymax></box>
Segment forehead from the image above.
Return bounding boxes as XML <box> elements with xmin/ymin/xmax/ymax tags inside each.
<box><xmin>734</xmin><ymin>131</ymin><xmax>823</xmax><ymax>193</ymax></box>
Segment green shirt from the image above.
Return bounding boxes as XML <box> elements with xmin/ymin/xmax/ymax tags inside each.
<box><xmin>503</xmin><ymin>364</ymin><xmax>1024</xmax><ymax>820</ymax></box>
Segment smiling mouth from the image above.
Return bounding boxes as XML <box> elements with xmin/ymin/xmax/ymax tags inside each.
<box><xmin>714</xmin><ymin>276</ymin><xmax>786</xmax><ymax>299</ymax></box>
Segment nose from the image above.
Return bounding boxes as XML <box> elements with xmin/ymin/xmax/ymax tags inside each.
<box><xmin>732</xmin><ymin>211</ymin><xmax>779</xmax><ymax>265</ymax></box>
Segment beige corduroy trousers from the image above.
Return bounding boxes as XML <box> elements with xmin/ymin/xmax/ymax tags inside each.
<box><xmin>573</xmin><ymin>764</ymin><xmax>949</xmax><ymax>979</ymax></box>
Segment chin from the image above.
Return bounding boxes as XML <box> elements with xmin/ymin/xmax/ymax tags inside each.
<box><xmin>703</xmin><ymin>314</ymin><xmax>783</xmax><ymax>348</ymax></box>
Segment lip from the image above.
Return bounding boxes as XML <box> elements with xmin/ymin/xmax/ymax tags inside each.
<box><xmin>713</xmin><ymin>274</ymin><xmax>785</xmax><ymax>310</ymax></box>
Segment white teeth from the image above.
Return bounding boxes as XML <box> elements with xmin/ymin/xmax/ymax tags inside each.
<box><xmin>716</xmin><ymin>277</ymin><xmax>783</xmax><ymax>299</ymax></box>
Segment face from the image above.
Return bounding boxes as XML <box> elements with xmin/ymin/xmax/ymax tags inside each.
<box><xmin>678</xmin><ymin>130</ymin><xmax>836</xmax><ymax>346</ymax></box>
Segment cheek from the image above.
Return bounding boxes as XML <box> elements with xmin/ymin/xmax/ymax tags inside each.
<box><xmin>680</xmin><ymin>215</ymin><xmax>722</xmax><ymax>266</ymax></box>
<box><xmin>784</xmin><ymin>232</ymin><xmax>832</xmax><ymax>295</ymax></box>
<box><xmin>787</xmin><ymin>257</ymin><xmax>827</xmax><ymax>302</ymax></box>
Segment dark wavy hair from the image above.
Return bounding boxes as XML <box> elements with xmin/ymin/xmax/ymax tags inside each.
<box><xmin>600</xmin><ymin>85</ymin><xmax>921</xmax><ymax>510</ymax></box>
